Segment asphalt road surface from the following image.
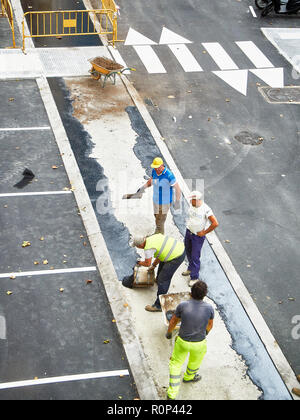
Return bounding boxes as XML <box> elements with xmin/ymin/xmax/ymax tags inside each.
<box><xmin>15</xmin><ymin>0</ymin><xmax>300</xmax><ymax>392</ymax></box>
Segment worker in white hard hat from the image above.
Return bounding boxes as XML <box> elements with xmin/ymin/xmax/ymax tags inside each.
<box><xmin>137</xmin><ymin>157</ymin><xmax>181</xmax><ymax>234</ymax></box>
<box><xmin>182</xmin><ymin>191</ymin><xmax>219</xmax><ymax>287</ymax></box>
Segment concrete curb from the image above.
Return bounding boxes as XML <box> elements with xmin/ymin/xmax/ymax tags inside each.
<box><xmin>36</xmin><ymin>75</ymin><xmax>159</xmax><ymax>400</ymax></box>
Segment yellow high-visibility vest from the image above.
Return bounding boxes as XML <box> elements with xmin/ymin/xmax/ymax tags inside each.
<box><xmin>144</xmin><ymin>234</ymin><xmax>184</xmax><ymax>262</ymax></box>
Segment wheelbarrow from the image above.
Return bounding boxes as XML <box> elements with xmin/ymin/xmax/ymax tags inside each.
<box><xmin>88</xmin><ymin>56</ymin><xmax>136</xmax><ymax>88</ymax></box>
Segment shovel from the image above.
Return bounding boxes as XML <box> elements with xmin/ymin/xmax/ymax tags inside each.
<box><xmin>122</xmin><ymin>192</ymin><xmax>143</xmax><ymax>199</ymax></box>
<box><xmin>122</xmin><ymin>186</ymin><xmax>145</xmax><ymax>200</ymax></box>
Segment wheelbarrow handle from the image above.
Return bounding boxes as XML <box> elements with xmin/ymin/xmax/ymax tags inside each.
<box><xmin>120</xmin><ymin>67</ymin><xmax>136</xmax><ymax>73</ymax></box>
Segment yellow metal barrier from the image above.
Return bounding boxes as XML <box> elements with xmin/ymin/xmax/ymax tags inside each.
<box><xmin>22</xmin><ymin>9</ymin><xmax>118</xmax><ymax>51</ymax></box>
<box><xmin>1</xmin><ymin>0</ymin><xmax>16</xmax><ymax>48</ymax></box>
<box><xmin>101</xmin><ymin>0</ymin><xmax>122</xmax><ymax>44</ymax></box>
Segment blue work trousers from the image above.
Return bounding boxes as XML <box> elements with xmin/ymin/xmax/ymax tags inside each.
<box><xmin>184</xmin><ymin>229</ymin><xmax>205</xmax><ymax>280</ymax></box>
<box><xmin>154</xmin><ymin>251</ymin><xmax>186</xmax><ymax>308</ymax></box>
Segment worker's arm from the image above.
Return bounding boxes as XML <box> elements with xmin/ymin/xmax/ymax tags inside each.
<box><xmin>166</xmin><ymin>314</ymin><xmax>180</xmax><ymax>339</ymax></box>
<box><xmin>149</xmin><ymin>258</ymin><xmax>160</xmax><ymax>271</ymax></box>
<box><xmin>137</xmin><ymin>258</ymin><xmax>152</xmax><ymax>267</ymax></box>
<box><xmin>197</xmin><ymin>215</ymin><xmax>219</xmax><ymax>237</ymax></box>
<box><xmin>173</xmin><ymin>182</ymin><xmax>181</xmax><ymax>202</ymax></box>
<box><xmin>138</xmin><ymin>177</ymin><xmax>152</xmax><ymax>193</ymax></box>
<box><xmin>206</xmin><ymin>318</ymin><xmax>214</xmax><ymax>335</ymax></box>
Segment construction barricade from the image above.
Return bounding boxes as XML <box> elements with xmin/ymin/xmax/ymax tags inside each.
<box><xmin>0</xmin><ymin>0</ymin><xmax>16</xmax><ymax>48</ymax></box>
<box><xmin>22</xmin><ymin>8</ymin><xmax>119</xmax><ymax>51</ymax></box>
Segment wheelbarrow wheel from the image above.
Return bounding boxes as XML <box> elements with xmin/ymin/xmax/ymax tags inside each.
<box><xmin>90</xmin><ymin>67</ymin><xmax>101</xmax><ymax>80</ymax></box>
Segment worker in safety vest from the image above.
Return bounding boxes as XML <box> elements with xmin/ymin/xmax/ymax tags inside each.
<box><xmin>132</xmin><ymin>233</ymin><xmax>185</xmax><ymax>312</ymax></box>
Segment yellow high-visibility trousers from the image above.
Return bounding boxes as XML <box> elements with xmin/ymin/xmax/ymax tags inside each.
<box><xmin>167</xmin><ymin>336</ymin><xmax>207</xmax><ymax>400</ymax></box>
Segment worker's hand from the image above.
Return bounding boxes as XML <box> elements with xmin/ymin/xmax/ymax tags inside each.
<box><xmin>165</xmin><ymin>331</ymin><xmax>172</xmax><ymax>339</ymax></box>
<box><xmin>197</xmin><ymin>230</ymin><xmax>206</xmax><ymax>237</ymax></box>
<box><xmin>148</xmin><ymin>266</ymin><xmax>155</xmax><ymax>272</ymax></box>
<box><xmin>136</xmin><ymin>186</ymin><xmax>145</xmax><ymax>194</ymax></box>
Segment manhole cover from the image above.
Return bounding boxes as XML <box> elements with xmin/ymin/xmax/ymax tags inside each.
<box><xmin>259</xmin><ymin>86</ymin><xmax>300</xmax><ymax>104</ymax></box>
<box><xmin>234</xmin><ymin>131</ymin><xmax>264</xmax><ymax>146</ymax></box>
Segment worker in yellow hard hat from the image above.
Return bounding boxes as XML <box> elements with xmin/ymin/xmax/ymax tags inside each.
<box><xmin>137</xmin><ymin>157</ymin><xmax>181</xmax><ymax>234</ymax></box>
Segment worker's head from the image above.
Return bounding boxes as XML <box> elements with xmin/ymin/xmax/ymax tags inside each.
<box><xmin>151</xmin><ymin>157</ymin><xmax>164</xmax><ymax>176</ymax></box>
<box><xmin>191</xmin><ymin>280</ymin><xmax>208</xmax><ymax>300</ymax></box>
<box><xmin>189</xmin><ymin>190</ymin><xmax>203</xmax><ymax>208</ymax></box>
<box><xmin>130</xmin><ymin>235</ymin><xmax>146</xmax><ymax>249</ymax></box>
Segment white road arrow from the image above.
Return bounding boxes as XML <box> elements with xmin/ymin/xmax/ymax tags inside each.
<box><xmin>159</xmin><ymin>27</ymin><xmax>193</xmax><ymax>44</ymax></box>
<box><xmin>213</xmin><ymin>70</ymin><xmax>249</xmax><ymax>96</ymax></box>
<box><xmin>125</xmin><ymin>28</ymin><xmax>157</xmax><ymax>45</ymax></box>
<box><xmin>249</xmin><ymin>68</ymin><xmax>284</xmax><ymax>88</ymax></box>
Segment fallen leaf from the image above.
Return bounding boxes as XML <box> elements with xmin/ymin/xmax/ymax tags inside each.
<box><xmin>59</xmin><ymin>288</ymin><xmax>64</xmax><ymax>292</ymax></box>
<box><xmin>43</xmin><ymin>259</ymin><xmax>48</xmax><ymax>265</ymax></box>
<box><xmin>6</xmin><ymin>291</ymin><xmax>13</xmax><ymax>295</ymax></box>
<box><xmin>10</xmin><ymin>275</ymin><xmax>16</xmax><ymax>279</ymax></box>
<box><xmin>168</xmin><ymin>95</ymin><xmax>176</xmax><ymax>99</ymax></box>
<box><xmin>86</xmin><ymin>279</ymin><xmax>93</xmax><ymax>284</ymax></box>
<box><xmin>22</xmin><ymin>241</ymin><xmax>31</xmax><ymax>248</ymax></box>
<box><xmin>123</xmin><ymin>303</ymin><xmax>129</xmax><ymax>308</ymax></box>
<box><xmin>52</xmin><ymin>165</ymin><xmax>58</xmax><ymax>169</ymax></box>
<box><xmin>103</xmin><ymin>340</ymin><xmax>110</xmax><ymax>344</ymax></box>
<box><xmin>112</xmin><ymin>319</ymin><xmax>116</xmax><ymax>323</ymax></box>
<box><xmin>40</xmin><ymin>237</ymin><xmax>44</xmax><ymax>241</ymax></box>
<box><xmin>224</xmin><ymin>239</ymin><xmax>230</xmax><ymax>243</ymax></box>
<box><xmin>34</xmin><ymin>261</ymin><xmax>39</xmax><ymax>265</ymax></box>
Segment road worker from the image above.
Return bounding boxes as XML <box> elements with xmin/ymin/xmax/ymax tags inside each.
<box><xmin>165</xmin><ymin>280</ymin><xmax>214</xmax><ymax>400</ymax></box>
<box><xmin>137</xmin><ymin>157</ymin><xmax>181</xmax><ymax>234</ymax></box>
<box><xmin>132</xmin><ymin>233</ymin><xmax>185</xmax><ymax>312</ymax></box>
<box><xmin>182</xmin><ymin>191</ymin><xmax>219</xmax><ymax>287</ymax></box>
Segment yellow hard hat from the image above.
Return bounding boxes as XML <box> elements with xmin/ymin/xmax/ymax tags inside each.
<box><xmin>151</xmin><ymin>157</ymin><xmax>164</xmax><ymax>168</ymax></box>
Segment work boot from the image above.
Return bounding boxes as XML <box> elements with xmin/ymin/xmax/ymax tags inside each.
<box><xmin>183</xmin><ymin>374</ymin><xmax>202</xmax><ymax>383</ymax></box>
<box><xmin>182</xmin><ymin>270</ymin><xmax>191</xmax><ymax>276</ymax></box>
<box><xmin>188</xmin><ymin>279</ymin><xmax>199</xmax><ymax>287</ymax></box>
<box><xmin>297</xmin><ymin>374</ymin><xmax>300</xmax><ymax>383</ymax></box>
<box><xmin>145</xmin><ymin>304</ymin><xmax>162</xmax><ymax>312</ymax></box>
<box><xmin>292</xmin><ymin>388</ymin><xmax>300</xmax><ymax>397</ymax></box>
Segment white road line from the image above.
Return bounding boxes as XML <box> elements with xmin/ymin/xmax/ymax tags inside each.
<box><xmin>279</xmin><ymin>32</ymin><xmax>300</xmax><ymax>40</ymax></box>
<box><xmin>133</xmin><ymin>45</ymin><xmax>167</xmax><ymax>73</ymax></box>
<box><xmin>168</xmin><ymin>44</ymin><xmax>203</xmax><ymax>72</ymax></box>
<box><xmin>0</xmin><ymin>267</ymin><xmax>97</xmax><ymax>279</ymax></box>
<box><xmin>0</xmin><ymin>369</ymin><xmax>130</xmax><ymax>390</ymax></box>
<box><xmin>249</xmin><ymin>6</ymin><xmax>257</xmax><ymax>17</ymax></box>
<box><xmin>0</xmin><ymin>127</ymin><xmax>51</xmax><ymax>131</ymax></box>
<box><xmin>236</xmin><ymin>41</ymin><xmax>274</xmax><ymax>68</ymax></box>
<box><xmin>202</xmin><ymin>42</ymin><xmax>239</xmax><ymax>70</ymax></box>
<box><xmin>0</xmin><ymin>191</ymin><xmax>72</xmax><ymax>197</ymax></box>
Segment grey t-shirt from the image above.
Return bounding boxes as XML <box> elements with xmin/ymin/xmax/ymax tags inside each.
<box><xmin>175</xmin><ymin>299</ymin><xmax>214</xmax><ymax>342</ymax></box>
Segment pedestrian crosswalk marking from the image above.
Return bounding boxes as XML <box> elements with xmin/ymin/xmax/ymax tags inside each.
<box><xmin>202</xmin><ymin>42</ymin><xmax>239</xmax><ymax>70</ymax></box>
<box><xmin>168</xmin><ymin>44</ymin><xmax>203</xmax><ymax>72</ymax></box>
<box><xmin>159</xmin><ymin>27</ymin><xmax>193</xmax><ymax>45</ymax></box>
<box><xmin>236</xmin><ymin>41</ymin><xmax>274</xmax><ymax>68</ymax></box>
<box><xmin>133</xmin><ymin>45</ymin><xmax>167</xmax><ymax>73</ymax></box>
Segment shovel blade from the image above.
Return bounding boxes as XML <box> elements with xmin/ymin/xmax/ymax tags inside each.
<box><xmin>122</xmin><ymin>193</ymin><xmax>143</xmax><ymax>199</ymax></box>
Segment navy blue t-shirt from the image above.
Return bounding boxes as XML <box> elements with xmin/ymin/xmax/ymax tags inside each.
<box><xmin>175</xmin><ymin>299</ymin><xmax>214</xmax><ymax>342</ymax></box>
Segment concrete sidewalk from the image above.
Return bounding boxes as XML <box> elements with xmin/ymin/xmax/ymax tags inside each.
<box><xmin>0</xmin><ymin>4</ymin><xmax>299</xmax><ymax>400</ymax></box>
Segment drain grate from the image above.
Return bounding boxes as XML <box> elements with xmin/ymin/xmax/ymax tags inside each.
<box><xmin>259</xmin><ymin>86</ymin><xmax>300</xmax><ymax>104</ymax></box>
<box><xmin>234</xmin><ymin>131</ymin><xmax>264</xmax><ymax>146</ymax></box>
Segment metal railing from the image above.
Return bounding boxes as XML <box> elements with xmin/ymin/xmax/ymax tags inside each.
<box><xmin>0</xmin><ymin>0</ymin><xmax>16</xmax><ymax>48</ymax></box>
<box><xmin>22</xmin><ymin>9</ymin><xmax>118</xmax><ymax>51</ymax></box>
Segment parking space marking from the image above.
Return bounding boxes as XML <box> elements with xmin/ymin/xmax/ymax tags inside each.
<box><xmin>0</xmin><ymin>191</ymin><xmax>72</xmax><ymax>198</ymax></box>
<box><xmin>0</xmin><ymin>267</ymin><xmax>97</xmax><ymax>279</ymax></box>
<box><xmin>0</xmin><ymin>127</ymin><xmax>51</xmax><ymax>131</ymax></box>
<box><xmin>0</xmin><ymin>369</ymin><xmax>130</xmax><ymax>390</ymax></box>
